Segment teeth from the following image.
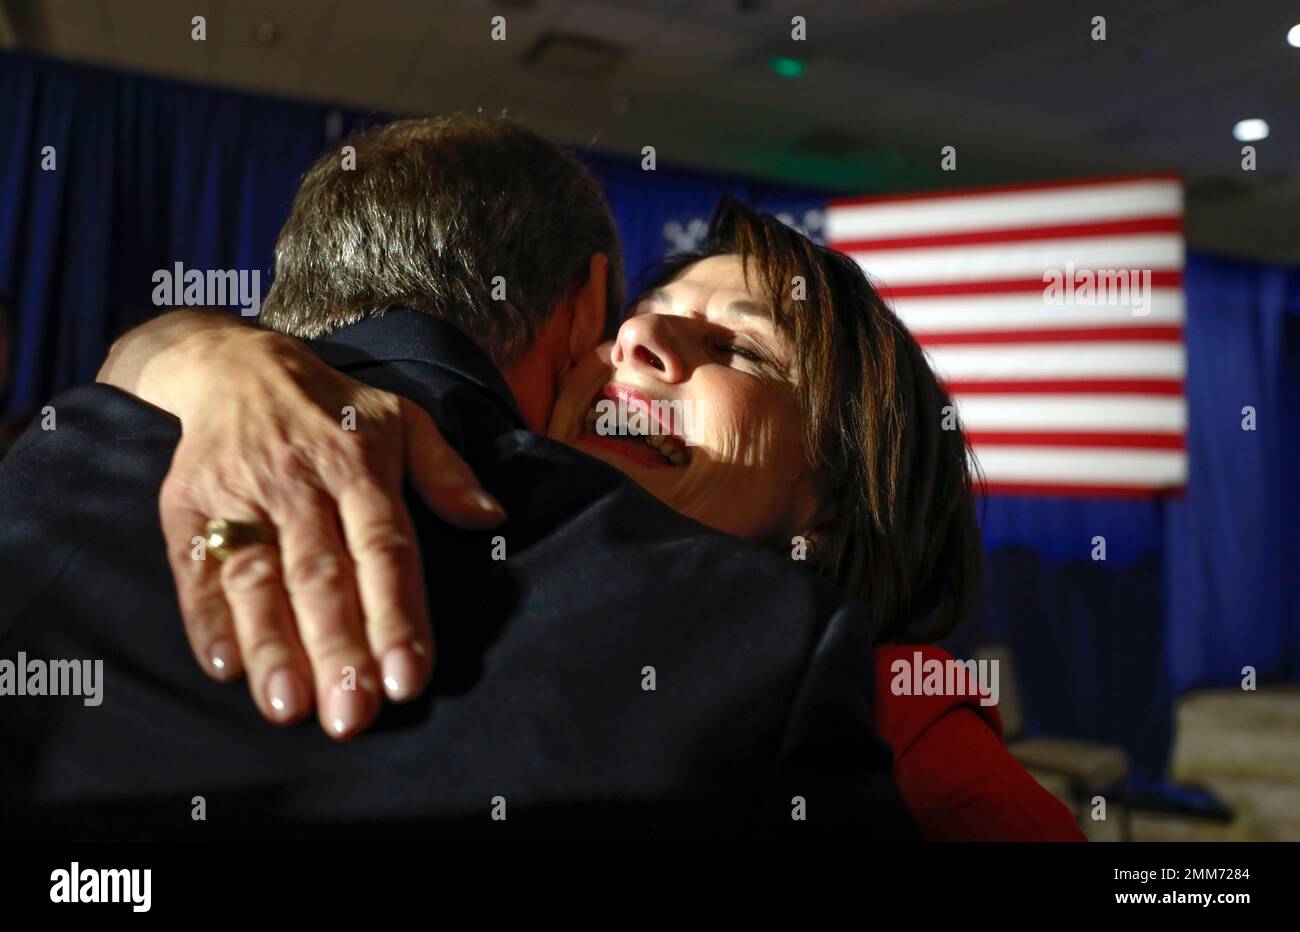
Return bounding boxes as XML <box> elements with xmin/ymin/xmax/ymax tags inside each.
<box><xmin>645</xmin><ymin>433</ymin><xmax>684</xmax><ymax>465</ymax></box>
<box><xmin>585</xmin><ymin>402</ymin><xmax>686</xmax><ymax>465</ymax></box>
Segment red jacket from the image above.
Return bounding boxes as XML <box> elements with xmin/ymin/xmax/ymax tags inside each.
<box><xmin>873</xmin><ymin>645</ymin><xmax>1086</xmax><ymax>841</ymax></box>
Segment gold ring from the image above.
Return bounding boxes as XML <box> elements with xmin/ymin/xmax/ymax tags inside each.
<box><xmin>203</xmin><ymin>518</ymin><xmax>275</xmax><ymax>562</ymax></box>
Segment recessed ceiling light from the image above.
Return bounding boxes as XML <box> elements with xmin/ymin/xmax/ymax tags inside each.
<box><xmin>1287</xmin><ymin>24</ymin><xmax>1300</xmax><ymax>47</ymax></box>
<box><xmin>1232</xmin><ymin>119</ymin><xmax>1269</xmax><ymax>142</ymax></box>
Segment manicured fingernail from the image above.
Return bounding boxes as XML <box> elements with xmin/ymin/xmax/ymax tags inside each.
<box><xmin>265</xmin><ymin>668</ymin><xmax>308</xmax><ymax>723</ymax></box>
<box><xmin>382</xmin><ymin>645</ymin><xmax>422</xmax><ymax>701</ymax></box>
<box><xmin>462</xmin><ymin>488</ymin><xmax>505</xmax><ymax>518</ymax></box>
<box><xmin>326</xmin><ymin>682</ymin><xmax>370</xmax><ymax>738</ymax></box>
<box><xmin>209</xmin><ymin>638</ymin><xmax>240</xmax><ymax>680</ymax></box>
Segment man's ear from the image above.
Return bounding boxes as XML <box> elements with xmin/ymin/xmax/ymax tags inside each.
<box><xmin>567</xmin><ymin>253</ymin><xmax>609</xmax><ymax>362</ymax></box>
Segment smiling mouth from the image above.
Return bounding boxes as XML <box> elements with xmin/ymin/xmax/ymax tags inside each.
<box><xmin>582</xmin><ymin>385</ymin><xmax>690</xmax><ymax>467</ymax></box>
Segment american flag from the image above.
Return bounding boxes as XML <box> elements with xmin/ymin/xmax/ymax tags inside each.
<box><xmin>825</xmin><ymin>174</ymin><xmax>1186</xmax><ymax>497</ymax></box>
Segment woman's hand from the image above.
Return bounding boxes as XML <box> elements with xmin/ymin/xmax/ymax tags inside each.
<box><xmin>98</xmin><ymin>310</ymin><xmax>506</xmax><ymax>739</ymax></box>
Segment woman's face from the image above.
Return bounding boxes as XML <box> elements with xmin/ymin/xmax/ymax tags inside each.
<box><xmin>548</xmin><ymin>254</ymin><xmax>819</xmax><ymax>545</ymax></box>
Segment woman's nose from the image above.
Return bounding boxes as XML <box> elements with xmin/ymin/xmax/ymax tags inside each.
<box><xmin>611</xmin><ymin>314</ymin><xmax>687</xmax><ymax>383</ymax></box>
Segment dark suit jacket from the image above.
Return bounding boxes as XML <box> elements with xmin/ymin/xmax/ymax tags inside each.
<box><xmin>0</xmin><ymin>309</ymin><xmax>918</xmax><ymax>841</ymax></box>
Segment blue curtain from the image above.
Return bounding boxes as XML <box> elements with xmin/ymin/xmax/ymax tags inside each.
<box><xmin>2</xmin><ymin>50</ymin><xmax>1296</xmax><ymax>783</ymax></box>
<box><xmin>0</xmin><ymin>52</ymin><xmax>349</xmax><ymax>412</ymax></box>
<box><xmin>1166</xmin><ymin>257</ymin><xmax>1300</xmax><ymax>693</ymax></box>
<box><xmin>945</xmin><ymin>500</ymin><xmax>1176</xmax><ymax>778</ymax></box>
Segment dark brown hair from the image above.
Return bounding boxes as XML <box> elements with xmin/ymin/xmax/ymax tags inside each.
<box><xmin>636</xmin><ymin>196</ymin><xmax>982</xmax><ymax>643</ymax></box>
<box><xmin>260</xmin><ymin>114</ymin><xmax>624</xmax><ymax>366</ymax></box>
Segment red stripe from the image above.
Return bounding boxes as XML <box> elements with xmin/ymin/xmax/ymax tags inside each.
<box><xmin>979</xmin><ymin>481</ymin><xmax>1186</xmax><ymax>499</ymax></box>
<box><xmin>829</xmin><ymin>172</ymin><xmax>1182</xmax><ymax>209</ymax></box>
<box><xmin>830</xmin><ymin>216</ymin><xmax>1182</xmax><ymax>253</ymax></box>
<box><xmin>916</xmin><ymin>325</ymin><xmax>1182</xmax><ymax>346</ymax></box>
<box><xmin>879</xmin><ymin>271</ymin><xmax>1183</xmax><ymax>299</ymax></box>
<box><xmin>967</xmin><ymin>431</ymin><xmax>1185</xmax><ymax>450</ymax></box>
<box><xmin>944</xmin><ymin>379</ymin><xmax>1184</xmax><ymax>396</ymax></box>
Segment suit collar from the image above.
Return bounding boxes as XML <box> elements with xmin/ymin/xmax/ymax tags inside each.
<box><xmin>309</xmin><ymin>308</ymin><xmax>523</xmax><ymax>424</ymax></box>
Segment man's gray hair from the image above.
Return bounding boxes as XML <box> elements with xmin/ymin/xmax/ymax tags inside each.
<box><xmin>259</xmin><ymin>114</ymin><xmax>623</xmax><ymax>365</ymax></box>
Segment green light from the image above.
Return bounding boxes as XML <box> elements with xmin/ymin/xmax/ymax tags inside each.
<box><xmin>771</xmin><ymin>57</ymin><xmax>805</xmax><ymax>78</ymax></box>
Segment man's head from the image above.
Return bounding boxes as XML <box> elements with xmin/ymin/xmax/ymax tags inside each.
<box><xmin>259</xmin><ymin>114</ymin><xmax>623</xmax><ymax>429</ymax></box>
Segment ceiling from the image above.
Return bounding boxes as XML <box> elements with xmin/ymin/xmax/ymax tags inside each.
<box><xmin>2</xmin><ymin>0</ymin><xmax>1297</xmax><ymax>261</ymax></box>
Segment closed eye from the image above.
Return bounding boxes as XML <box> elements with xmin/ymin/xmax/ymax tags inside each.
<box><xmin>718</xmin><ymin>343</ymin><xmax>764</xmax><ymax>363</ymax></box>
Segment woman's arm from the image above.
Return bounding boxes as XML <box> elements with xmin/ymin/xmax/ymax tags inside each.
<box><xmin>98</xmin><ymin>310</ymin><xmax>506</xmax><ymax>739</ymax></box>
<box><xmin>893</xmin><ymin>706</ymin><xmax>1087</xmax><ymax>841</ymax></box>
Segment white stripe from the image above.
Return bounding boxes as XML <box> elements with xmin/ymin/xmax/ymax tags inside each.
<box><xmin>826</xmin><ymin>179</ymin><xmax>1183</xmax><ymax>240</ymax></box>
<box><xmin>847</xmin><ymin>235</ymin><xmax>1184</xmax><ymax>286</ymax></box>
<box><xmin>970</xmin><ymin>446</ymin><xmax>1187</xmax><ymax>487</ymax></box>
<box><xmin>924</xmin><ymin>342</ymin><xmax>1185</xmax><ymax>381</ymax></box>
<box><xmin>953</xmin><ymin>395</ymin><xmax>1187</xmax><ymax>432</ymax></box>
<box><xmin>891</xmin><ymin>290</ymin><xmax>1185</xmax><ymax>333</ymax></box>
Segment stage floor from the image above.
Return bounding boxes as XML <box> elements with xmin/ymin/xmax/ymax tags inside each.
<box><xmin>1030</xmin><ymin>687</ymin><xmax>1300</xmax><ymax>842</ymax></box>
